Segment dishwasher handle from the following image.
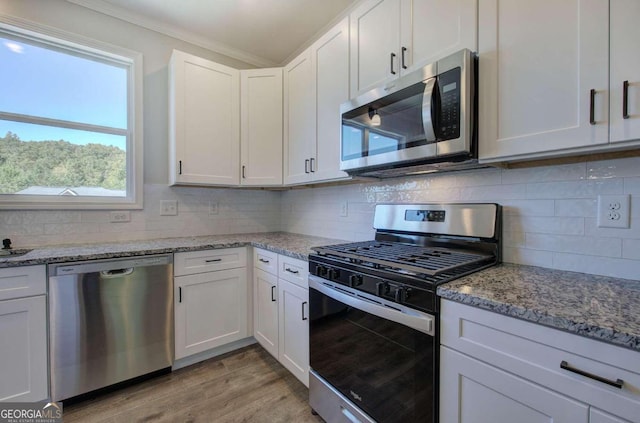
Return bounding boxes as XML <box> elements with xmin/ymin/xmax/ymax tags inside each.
<box><xmin>100</xmin><ymin>268</ymin><xmax>134</xmax><ymax>278</ymax></box>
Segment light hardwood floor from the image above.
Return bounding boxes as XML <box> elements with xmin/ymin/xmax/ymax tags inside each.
<box><xmin>63</xmin><ymin>344</ymin><xmax>324</xmax><ymax>423</ymax></box>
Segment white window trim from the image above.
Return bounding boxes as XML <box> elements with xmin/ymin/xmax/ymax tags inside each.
<box><xmin>0</xmin><ymin>14</ymin><xmax>143</xmax><ymax>210</ymax></box>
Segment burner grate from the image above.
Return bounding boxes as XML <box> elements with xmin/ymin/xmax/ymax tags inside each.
<box><xmin>313</xmin><ymin>241</ymin><xmax>493</xmax><ymax>276</ymax></box>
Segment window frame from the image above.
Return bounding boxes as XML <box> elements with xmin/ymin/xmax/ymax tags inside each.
<box><xmin>0</xmin><ymin>16</ymin><xmax>143</xmax><ymax>210</ymax></box>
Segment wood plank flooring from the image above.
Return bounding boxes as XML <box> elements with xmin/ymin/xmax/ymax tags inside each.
<box><xmin>62</xmin><ymin>344</ymin><xmax>324</xmax><ymax>423</ymax></box>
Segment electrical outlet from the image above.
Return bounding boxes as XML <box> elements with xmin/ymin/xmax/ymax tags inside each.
<box><xmin>160</xmin><ymin>200</ymin><xmax>178</xmax><ymax>216</ymax></box>
<box><xmin>109</xmin><ymin>211</ymin><xmax>130</xmax><ymax>223</ymax></box>
<box><xmin>340</xmin><ymin>201</ymin><xmax>348</xmax><ymax>217</ymax></box>
<box><xmin>597</xmin><ymin>195</ymin><xmax>630</xmax><ymax>228</ymax></box>
<box><xmin>209</xmin><ymin>200</ymin><xmax>219</xmax><ymax>215</ymax></box>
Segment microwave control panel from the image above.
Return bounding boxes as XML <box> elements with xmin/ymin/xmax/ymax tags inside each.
<box><xmin>437</xmin><ymin>67</ymin><xmax>461</xmax><ymax>140</ymax></box>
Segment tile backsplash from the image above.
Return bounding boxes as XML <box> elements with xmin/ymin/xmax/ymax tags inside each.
<box><xmin>1</xmin><ymin>157</ymin><xmax>638</xmax><ymax>280</ymax></box>
<box><xmin>0</xmin><ymin>184</ymin><xmax>281</xmax><ymax>247</ymax></box>
<box><xmin>280</xmin><ymin>156</ymin><xmax>640</xmax><ymax>280</ymax></box>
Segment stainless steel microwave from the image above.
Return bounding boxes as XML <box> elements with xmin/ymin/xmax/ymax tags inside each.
<box><xmin>340</xmin><ymin>49</ymin><xmax>477</xmax><ymax>177</ymax></box>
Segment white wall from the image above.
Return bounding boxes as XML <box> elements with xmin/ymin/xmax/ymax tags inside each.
<box><xmin>281</xmin><ymin>156</ymin><xmax>640</xmax><ymax>280</ymax></box>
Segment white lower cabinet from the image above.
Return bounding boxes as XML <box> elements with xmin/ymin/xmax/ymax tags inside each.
<box><xmin>253</xmin><ymin>268</ymin><xmax>278</xmax><ymax>358</ymax></box>
<box><xmin>174</xmin><ymin>249</ymin><xmax>249</xmax><ymax>360</ymax></box>
<box><xmin>440</xmin><ymin>300</ymin><xmax>639</xmax><ymax>423</ymax></box>
<box><xmin>278</xmin><ymin>279</ymin><xmax>309</xmax><ymax>386</ymax></box>
<box><xmin>440</xmin><ymin>347</ymin><xmax>588</xmax><ymax>423</ymax></box>
<box><xmin>0</xmin><ymin>265</ymin><xmax>48</xmax><ymax>402</ymax></box>
<box><xmin>253</xmin><ymin>248</ymin><xmax>309</xmax><ymax>386</ymax></box>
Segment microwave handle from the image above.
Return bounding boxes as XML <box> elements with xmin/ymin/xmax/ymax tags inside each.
<box><xmin>422</xmin><ymin>78</ymin><xmax>438</xmax><ymax>142</ymax></box>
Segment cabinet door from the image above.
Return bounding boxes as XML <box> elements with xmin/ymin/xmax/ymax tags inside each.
<box><xmin>169</xmin><ymin>50</ymin><xmax>240</xmax><ymax>186</ymax></box>
<box><xmin>440</xmin><ymin>347</ymin><xmax>589</xmax><ymax>423</ymax></box>
<box><xmin>278</xmin><ymin>279</ymin><xmax>309</xmax><ymax>387</ymax></box>
<box><xmin>175</xmin><ymin>268</ymin><xmax>248</xmax><ymax>359</ymax></box>
<box><xmin>350</xmin><ymin>0</ymin><xmax>401</xmax><ymax>97</ymax></box>
<box><xmin>478</xmin><ymin>0</ymin><xmax>609</xmax><ymax>161</ymax></box>
<box><xmin>590</xmin><ymin>409</ymin><xmax>632</xmax><ymax>423</ymax></box>
<box><xmin>240</xmin><ymin>68</ymin><xmax>283</xmax><ymax>186</ymax></box>
<box><xmin>0</xmin><ymin>296</ymin><xmax>47</xmax><ymax>402</ymax></box>
<box><xmin>311</xmin><ymin>18</ymin><xmax>350</xmax><ymax>183</ymax></box>
<box><xmin>400</xmin><ymin>0</ymin><xmax>477</xmax><ymax>73</ymax></box>
<box><xmin>283</xmin><ymin>50</ymin><xmax>315</xmax><ymax>185</ymax></box>
<box><xmin>610</xmin><ymin>0</ymin><xmax>640</xmax><ymax>143</ymax></box>
<box><xmin>253</xmin><ymin>269</ymin><xmax>279</xmax><ymax>359</ymax></box>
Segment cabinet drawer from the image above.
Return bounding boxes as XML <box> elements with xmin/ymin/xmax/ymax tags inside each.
<box><xmin>441</xmin><ymin>300</ymin><xmax>640</xmax><ymax>422</ymax></box>
<box><xmin>278</xmin><ymin>255</ymin><xmax>308</xmax><ymax>288</ymax></box>
<box><xmin>0</xmin><ymin>265</ymin><xmax>46</xmax><ymax>300</ymax></box>
<box><xmin>174</xmin><ymin>248</ymin><xmax>247</xmax><ymax>276</ymax></box>
<box><xmin>254</xmin><ymin>248</ymin><xmax>278</xmax><ymax>276</ymax></box>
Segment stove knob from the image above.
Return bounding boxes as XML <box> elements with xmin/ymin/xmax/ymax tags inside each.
<box><xmin>329</xmin><ymin>269</ymin><xmax>340</xmax><ymax>280</ymax></box>
<box><xmin>394</xmin><ymin>287</ymin><xmax>406</xmax><ymax>303</ymax></box>
<box><xmin>348</xmin><ymin>274</ymin><xmax>363</xmax><ymax>287</ymax></box>
<box><xmin>315</xmin><ymin>265</ymin><xmax>327</xmax><ymax>277</ymax></box>
<box><xmin>376</xmin><ymin>282</ymin><xmax>389</xmax><ymax>296</ymax></box>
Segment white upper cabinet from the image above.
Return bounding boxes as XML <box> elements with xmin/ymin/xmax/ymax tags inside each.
<box><xmin>400</xmin><ymin>0</ymin><xmax>477</xmax><ymax>73</ymax></box>
<box><xmin>350</xmin><ymin>0</ymin><xmax>401</xmax><ymax>97</ymax></box>
<box><xmin>350</xmin><ymin>0</ymin><xmax>477</xmax><ymax>97</ymax></box>
<box><xmin>283</xmin><ymin>49</ymin><xmax>315</xmax><ymax>185</ymax></box>
<box><xmin>311</xmin><ymin>17</ymin><xmax>351</xmax><ymax>183</ymax></box>
<box><xmin>169</xmin><ymin>50</ymin><xmax>240</xmax><ymax>186</ymax></box>
<box><xmin>240</xmin><ymin>68</ymin><xmax>283</xmax><ymax>186</ymax></box>
<box><xmin>478</xmin><ymin>0</ymin><xmax>610</xmax><ymax>162</ymax></box>
<box><xmin>610</xmin><ymin>0</ymin><xmax>640</xmax><ymax>144</ymax></box>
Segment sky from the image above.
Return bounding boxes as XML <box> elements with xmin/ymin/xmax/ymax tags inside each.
<box><xmin>0</xmin><ymin>35</ymin><xmax>128</xmax><ymax>150</ymax></box>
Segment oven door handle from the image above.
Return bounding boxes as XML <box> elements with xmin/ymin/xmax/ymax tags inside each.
<box><xmin>309</xmin><ymin>276</ymin><xmax>435</xmax><ymax>336</ymax></box>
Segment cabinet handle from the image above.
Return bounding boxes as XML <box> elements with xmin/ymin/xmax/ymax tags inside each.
<box><xmin>259</xmin><ymin>258</ymin><xmax>270</xmax><ymax>264</ymax></box>
<box><xmin>179</xmin><ymin>160</ymin><xmax>183</xmax><ymax>175</ymax></box>
<box><xmin>390</xmin><ymin>52</ymin><xmax>397</xmax><ymax>75</ymax></box>
<box><xmin>242</xmin><ymin>165</ymin><xmax>246</xmax><ymax>179</ymax></box>
<box><xmin>302</xmin><ymin>301</ymin><xmax>308</xmax><ymax>320</ymax></box>
<box><xmin>305</xmin><ymin>159</ymin><xmax>310</xmax><ymax>174</ymax></box>
<box><xmin>285</xmin><ymin>267</ymin><xmax>299</xmax><ymax>275</ymax></box>
<box><xmin>560</xmin><ymin>360</ymin><xmax>624</xmax><ymax>389</ymax></box>
<box><xmin>179</xmin><ymin>286</ymin><xmax>182</xmax><ymax>303</ymax></box>
<box><xmin>401</xmin><ymin>46</ymin><xmax>408</xmax><ymax>69</ymax></box>
<box><xmin>589</xmin><ymin>89</ymin><xmax>596</xmax><ymax>125</ymax></box>
<box><xmin>271</xmin><ymin>285</ymin><xmax>276</xmax><ymax>302</ymax></box>
<box><xmin>310</xmin><ymin>157</ymin><xmax>315</xmax><ymax>173</ymax></box>
<box><xmin>623</xmin><ymin>80</ymin><xmax>630</xmax><ymax>119</ymax></box>
<box><xmin>205</xmin><ymin>258</ymin><xmax>222</xmax><ymax>263</ymax></box>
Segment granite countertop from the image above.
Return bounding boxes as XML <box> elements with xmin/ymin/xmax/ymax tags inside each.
<box><xmin>437</xmin><ymin>263</ymin><xmax>640</xmax><ymax>352</ymax></box>
<box><xmin>0</xmin><ymin>232</ymin><xmax>346</xmax><ymax>268</ymax></box>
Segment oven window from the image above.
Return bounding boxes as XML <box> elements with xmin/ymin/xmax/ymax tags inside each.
<box><xmin>309</xmin><ymin>287</ymin><xmax>435</xmax><ymax>423</ymax></box>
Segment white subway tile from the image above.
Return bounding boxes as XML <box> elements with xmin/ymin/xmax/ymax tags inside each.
<box><xmin>588</xmin><ymin>156</ymin><xmax>640</xmax><ymax>179</ymax></box>
<box><xmin>584</xmin><ymin>218</ymin><xmax>640</xmax><ymax>239</ymax></box>
<box><xmin>552</xmin><ymin>253</ymin><xmax>640</xmax><ymax>280</ymax></box>
<box><xmin>503</xmin><ymin>247</ymin><xmax>553</xmax><ymax>267</ymax></box>
<box><xmin>622</xmin><ymin>239</ymin><xmax>640</xmax><ymax>260</ymax></box>
<box><xmin>502</xmin><ymin>231</ymin><xmax>525</xmax><ymax>247</ymax></box>
<box><xmin>526</xmin><ymin>234</ymin><xmax>621</xmax><ymax>257</ymax></box>
<box><xmin>526</xmin><ymin>179</ymin><xmax>623</xmax><ymax>199</ymax></box>
<box><xmin>501</xmin><ymin>199</ymin><xmax>554</xmax><ymax>216</ymax></box>
<box><xmin>459</xmin><ymin>184</ymin><xmax>526</xmax><ymax>201</ymax></box>
<box><xmin>504</xmin><ymin>215</ymin><xmax>584</xmax><ymax>235</ymax></box>
<box><xmin>624</xmin><ymin>177</ymin><xmax>640</xmax><ymax>194</ymax></box>
<box><xmin>554</xmin><ymin>199</ymin><xmax>597</xmax><ymax>217</ymax></box>
<box><xmin>503</xmin><ymin>163</ymin><xmax>586</xmax><ymax>184</ymax></box>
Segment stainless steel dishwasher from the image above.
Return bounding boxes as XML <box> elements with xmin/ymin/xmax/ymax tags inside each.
<box><xmin>48</xmin><ymin>254</ymin><xmax>173</xmax><ymax>401</ymax></box>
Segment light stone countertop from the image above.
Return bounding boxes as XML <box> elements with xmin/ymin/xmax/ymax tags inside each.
<box><xmin>0</xmin><ymin>232</ymin><xmax>346</xmax><ymax>267</ymax></box>
<box><xmin>437</xmin><ymin>263</ymin><xmax>640</xmax><ymax>352</ymax></box>
<box><xmin>2</xmin><ymin>233</ymin><xmax>638</xmax><ymax>352</ymax></box>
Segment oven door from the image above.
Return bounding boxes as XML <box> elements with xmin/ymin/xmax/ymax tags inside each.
<box><xmin>309</xmin><ymin>276</ymin><xmax>436</xmax><ymax>423</ymax></box>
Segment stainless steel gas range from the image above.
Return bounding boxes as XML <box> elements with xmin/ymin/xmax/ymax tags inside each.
<box><xmin>308</xmin><ymin>203</ymin><xmax>501</xmax><ymax>423</ymax></box>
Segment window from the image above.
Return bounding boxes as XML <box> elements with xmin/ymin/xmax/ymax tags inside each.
<box><xmin>0</xmin><ymin>19</ymin><xmax>143</xmax><ymax>209</ymax></box>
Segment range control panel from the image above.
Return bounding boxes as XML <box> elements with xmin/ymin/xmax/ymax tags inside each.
<box><xmin>405</xmin><ymin>209</ymin><xmax>446</xmax><ymax>222</ymax></box>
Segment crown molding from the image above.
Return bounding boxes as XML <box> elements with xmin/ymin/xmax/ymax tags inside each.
<box><xmin>65</xmin><ymin>0</ymin><xmax>277</xmax><ymax>67</ymax></box>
